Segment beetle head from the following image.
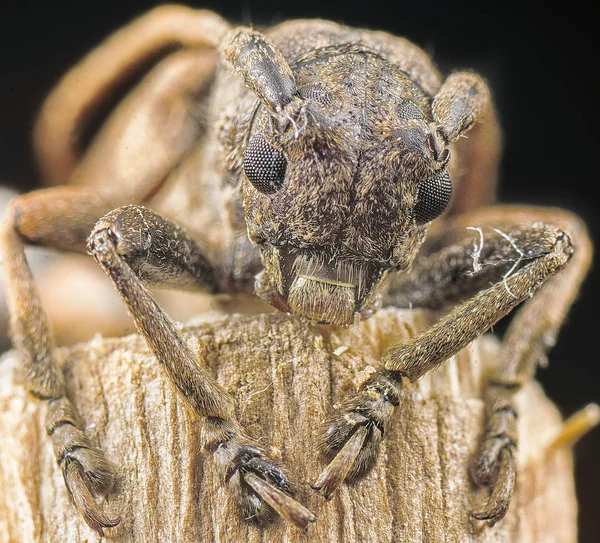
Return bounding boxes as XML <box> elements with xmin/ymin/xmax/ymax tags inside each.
<box><xmin>235</xmin><ymin>44</ymin><xmax>452</xmax><ymax>325</ymax></box>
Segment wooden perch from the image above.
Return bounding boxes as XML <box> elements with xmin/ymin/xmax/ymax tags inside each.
<box><xmin>0</xmin><ymin>307</ymin><xmax>582</xmax><ymax>542</ymax></box>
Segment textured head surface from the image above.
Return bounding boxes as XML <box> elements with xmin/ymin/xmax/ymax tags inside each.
<box><xmin>239</xmin><ymin>45</ymin><xmax>451</xmax><ymax>324</ymax></box>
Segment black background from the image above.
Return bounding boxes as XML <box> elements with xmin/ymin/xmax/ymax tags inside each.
<box><xmin>1</xmin><ymin>1</ymin><xmax>598</xmax><ymax>540</ymax></box>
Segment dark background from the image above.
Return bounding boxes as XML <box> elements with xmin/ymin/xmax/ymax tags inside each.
<box><xmin>1</xmin><ymin>1</ymin><xmax>598</xmax><ymax>540</ymax></box>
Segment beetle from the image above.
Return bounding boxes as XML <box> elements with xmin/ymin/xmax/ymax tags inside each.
<box><xmin>0</xmin><ymin>5</ymin><xmax>592</xmax><ymax>535</ymax></box>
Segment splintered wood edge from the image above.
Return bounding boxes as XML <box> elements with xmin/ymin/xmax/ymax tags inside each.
<box><xmin>0</xmin><ymin>308</ymin><xmax>580</xmax><ymax>542</ymax></box>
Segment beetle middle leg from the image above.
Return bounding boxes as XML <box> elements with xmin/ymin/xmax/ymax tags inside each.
<box><xmin>87</xmin><ymin>205</ymin><xmax>316</xmax><ymax>529</ymax></box>
<box><xmin>0</xmin><ymin>187</ymin><xmax>122</xmax><ymax>535</ymax></box>
<box><xmin>314</xmin><ymin>206</ymin><xmax>591</xmax><ymax>524</ymax></box>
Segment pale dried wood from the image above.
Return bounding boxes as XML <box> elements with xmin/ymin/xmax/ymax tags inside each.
<box><xmin>0</xmin><ymin>307</ymin><xmax>577</xmax><ymax>542</ymax></box>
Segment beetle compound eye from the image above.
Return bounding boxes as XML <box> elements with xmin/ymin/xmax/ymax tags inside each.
<box><xmin>243</xmin><ymin>134</ymin><xmax>287</xmax><ymax>194</ymax></box>
<box><xmin>398</xmin><ymin>100</ymin><xmax>425</xmax><ymax>122</ymax></box>
<box><xmin>414</xmin><ymin>171</ymin><xmax>452</xmax><ymax>225</ymax></box>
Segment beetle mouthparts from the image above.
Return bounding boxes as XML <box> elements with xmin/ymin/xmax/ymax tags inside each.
<box><xmin>282</xmin><ymin>252</ymin><xmax>361</xmax><ymax>325</ymax></box>
<box><xmin>288</xmin><ymin>274</ymin><xmax>356</xmax><ymax>325</ymax></box>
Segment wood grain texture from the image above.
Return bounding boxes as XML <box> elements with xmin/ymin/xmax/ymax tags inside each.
<box><xmin>0</xmin><ymin>307</ymin><xmax>576</xmax><ymax>542</ymax></box>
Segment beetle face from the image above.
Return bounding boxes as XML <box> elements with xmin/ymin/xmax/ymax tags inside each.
<box><xmin>241</xmin><ymin>47</ymin><xmax>452</xmax><ymax>325</ymax></box>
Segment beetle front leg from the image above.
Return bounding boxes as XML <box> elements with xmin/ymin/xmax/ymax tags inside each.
<box><xmin>87</xmin><ymin>205</ymin><xmax>316</xmax><ymax>529</ymax></box>
<box><xmin>314</xmin><ymin>207</ymin><xmax>590</xmax><ymax>525</ymax></box>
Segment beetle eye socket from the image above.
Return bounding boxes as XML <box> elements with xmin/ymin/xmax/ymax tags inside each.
<box><xmin>243</xmin><ymin>134</ymin><xmax>287</xmax><ymax>194</ymax></box>
<box><xmin>414</xmin><ymin>171</ymin><xmax>452</xmax><ymax>225</ymax></box>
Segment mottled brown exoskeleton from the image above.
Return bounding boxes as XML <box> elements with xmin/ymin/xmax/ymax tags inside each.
<box><xmin>0</xmin><ymin>5</ymin><xmax>593</xmax><ymax>536</ymax></box>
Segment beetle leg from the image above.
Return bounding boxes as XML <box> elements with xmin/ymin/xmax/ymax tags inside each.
<box><xmin>466</xmin><ymin>208</ymin><xmax>591</xmax><ymax>524</ymax></box>
<box><xmin>314</xmin><ymin>206</ymin><xmax>591</xmax><ymax>526</ymax></box>
<box><xmin>88</xmin><ymin>205</ymin><xmax>316</xmax><ymax>529</ymax></box>
<box><xmin>11</xmin><ymin>44</ymin><xmax>223</xmax><ymax>344</ymax></box>
<box><xmin>0</xmin><ymin>187</ymin><xmax>121</xmax><ymax>535</ymax></box>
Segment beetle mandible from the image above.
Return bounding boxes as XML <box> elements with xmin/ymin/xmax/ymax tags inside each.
<box><xmin>0</xmin><ymin>5</ymin><xmax>592</xmax><ymax>535</ymax></box>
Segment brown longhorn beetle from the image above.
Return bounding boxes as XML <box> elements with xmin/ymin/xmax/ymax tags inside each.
<box><xmin>0</xmin><ymin>4</ymin><xmax>595</xmax><ymax>535</ymax></box>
